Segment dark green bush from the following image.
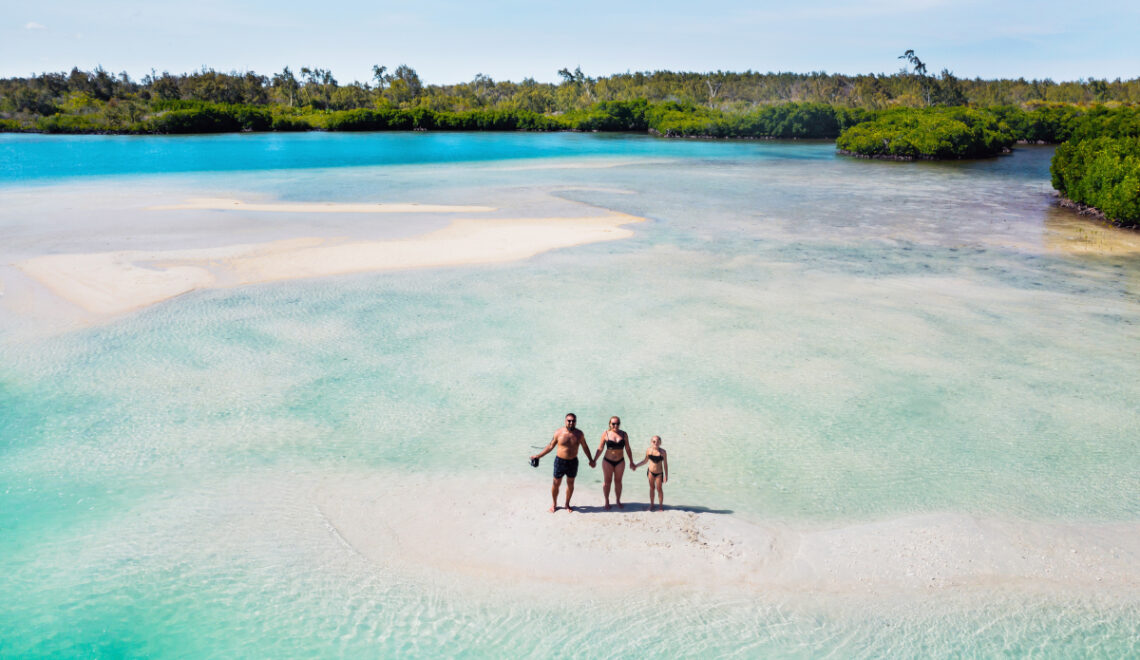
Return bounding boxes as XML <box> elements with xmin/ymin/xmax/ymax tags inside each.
<box><xmin>148</xmin><ymin>107</ymin><xmax>243</xmax><ymax>133</ymax></box>
<box><xmin>836</xmin><ymin>107</ymin><xmax>1014</xmax><ymax>159</ymax></box>
<box><xmin>271</xmin><ymin>115</ymin><xmax>312</xmax><ymax>131</ymax></box>
<box><xmin>146</xmin><ymin>103</ymin><xmax>270</xmax><ymax>133</ymax></box>
<box><xmin>35</xmin><ymin>114</ymin><xmax>106</xmax><ymax>133</ymax></box>
<box><xmin>324</xmin><ymin>109</ymin><xmax>417</xmax><ymax>130</ymax></box>
<box><xmin>646</xmin><ymin>102</ymin><xmax>868</xmax><ymax>139</ymax></box>
<box><xmin>1066</xmin><ymin>106</ymin><xmax>1140</xmax><ymax>141</ymax></box>
<box><xmin>1051</xmin><ymin>136</ymin><xmax>1140</xmax><ymax>226</ymax></box>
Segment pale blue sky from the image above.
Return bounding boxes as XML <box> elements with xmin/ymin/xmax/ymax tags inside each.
<box><xmin>4</xmin><ymin>1</ymin><xmax>1139</xmax><ymax>84</ymax></box>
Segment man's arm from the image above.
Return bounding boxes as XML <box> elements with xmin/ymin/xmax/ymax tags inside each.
<box><xmin>531</xmin><ymin>435</ymin><xmax>558</xmax><ymax>460</ymax></box>
<box><xmin>579</xmin><ymin>434</ymin><xmax>596</xmax><ymax>467</ymax></box>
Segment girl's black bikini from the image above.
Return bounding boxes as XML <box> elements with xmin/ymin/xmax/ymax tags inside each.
<box><xmin>647</xmin><ymin>453</ymin><xmax>664</xmax><ymax>478</ymax></box>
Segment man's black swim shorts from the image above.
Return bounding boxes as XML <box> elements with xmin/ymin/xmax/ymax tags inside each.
<box><xmin>553</xmin><ymin>456</ymin><xmax>579</xmax><ymax>479</ymax></box>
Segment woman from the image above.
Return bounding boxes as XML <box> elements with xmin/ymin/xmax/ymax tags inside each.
<box><xmin>633</xmin><ymin>435</ymin><xmax>668</xmax><ymax>511</ymax></box>
<box><xmin>594</xmin><ymin>416</ymin><xmax>635</xmax><ymax>510</ymax></box>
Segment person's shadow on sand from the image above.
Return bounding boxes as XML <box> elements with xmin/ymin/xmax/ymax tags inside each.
<box><xmin>569</xmin><ymin>504</ymin><xmax>733</xmax><ymax>515</ymax></box>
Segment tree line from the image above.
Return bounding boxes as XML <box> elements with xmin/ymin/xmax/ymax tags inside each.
<box><xmin>3</xmin><ymin>64</ymin><xmax>1140</xmax><ymax>131</ymax></box>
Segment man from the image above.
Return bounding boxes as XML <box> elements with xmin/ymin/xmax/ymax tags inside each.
<box><xmin>530</xmin><ymin>413</ymin><xmax>595</xmax><ymax>512</ymax></box>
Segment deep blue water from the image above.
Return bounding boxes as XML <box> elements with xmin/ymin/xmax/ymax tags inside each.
<box><xmin>0</xmin><ymin>131</ymin><xmax>833</xmax><ymax>183</ymax></box>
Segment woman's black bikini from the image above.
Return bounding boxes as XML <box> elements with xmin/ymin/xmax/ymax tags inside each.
<box><xmin>603</xmin><ymin>437</ymin><xmax>626</xmax><ymax>467</ymax></box>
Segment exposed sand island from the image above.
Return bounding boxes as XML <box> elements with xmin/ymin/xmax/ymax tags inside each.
<box><xmin>312</xmin><ymin>473</ymin><xmax>1140</xmax><ymax>599</ymax></box>
<box><xmin>148</xmin><ymin>197</ymin><xmax>498</xmax><ymax>214</ymax></box>
<box><xmin>16</xmin><ymin>199</ymin><xmax>643</xmax><ymax>316</ymax></box>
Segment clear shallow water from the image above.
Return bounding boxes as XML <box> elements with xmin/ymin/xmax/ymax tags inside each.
<box><xmin>2</xmin><ymin>133</ymin><xmax>1139</xmax><ymax>656</ymax></box>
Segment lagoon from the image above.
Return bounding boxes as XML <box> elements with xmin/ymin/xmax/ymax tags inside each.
<box><xmin>1</xmin><ymin>132</ymin><xmax>1138</xmax><ymax>656</ymax></box>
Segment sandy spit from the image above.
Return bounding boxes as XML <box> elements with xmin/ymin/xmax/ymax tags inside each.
<box><xmin>313</xmin><ymin>474</ymin><xmax>1140</xmax><ymax>599</ymax></box>
<box><xmin>147</xmin><ymin>197</ymin><xmax>497</xmax><ymax>214</ymax></box>
<box><xmin>16</xmin><ymin>213</ymin><xmax>643</xmax><ymax>316</ymax></box>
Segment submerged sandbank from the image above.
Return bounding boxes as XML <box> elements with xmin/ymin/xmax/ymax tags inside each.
<box><xmin>16</xmin><ymin>203</ymin><xmax>643</xmax><ymax>316</ymax></box>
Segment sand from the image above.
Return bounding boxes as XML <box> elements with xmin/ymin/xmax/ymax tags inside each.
<box><xmin>313</xmin><ymin>473</ymin><xmax>1140</xmax><ymax>599</ymax></box>
<box><xmin>147</xmin><ymin>197</ymin><xmax>497</xmax><ymax>214</ymax></box>
<box><xmin>1045</xmin><ymin>210</ymin><xmax>1140</xmax><ymax>255</ymax></box>
<box><xmin>16</xmin><ymin>211</ymin><xmax>644</xmax><ymax>316</ymax></box>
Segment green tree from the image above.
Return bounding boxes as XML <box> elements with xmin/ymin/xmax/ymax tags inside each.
<box><xmin>271</xmin><ymin>67</ymin><xmax>299</xmax><ymax>107</ymax></box>
<box><xmin>898</xmin><ymin>49</ymin><xmax>931</xmax><ymax>106</ymax></box>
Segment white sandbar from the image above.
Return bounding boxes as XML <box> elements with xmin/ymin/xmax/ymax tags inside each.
<box><xmin>147</xmin><ymin>197</ymin><xmax>496</xmax><ymax>213</ymax></box>
<box><xmin>315</xmin><ymin>474</ymin><xmax>1140</xmax><ymax>599</ymax></box>
<box><xmin>16</xmin><ymin>213</ymin><xmax>643</xmax><ymax>316</ymax></box>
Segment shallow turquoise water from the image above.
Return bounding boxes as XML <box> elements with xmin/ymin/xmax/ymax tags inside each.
<box><xmin>1</xmin><ymin>133</ymin><xmax>1139</xmax><ymax>657</ymax></box>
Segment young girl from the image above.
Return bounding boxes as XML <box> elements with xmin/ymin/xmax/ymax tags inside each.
<box><xmin>633</xmin><ymin>435</ymin><xmax>668</xmax><ymax>511</ymax></box>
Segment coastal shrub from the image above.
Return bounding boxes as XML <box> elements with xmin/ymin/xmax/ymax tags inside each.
<box><xmin>646</xmin><ymin>102</ymin><xmax>869</xmax><ymax>139</ymax></box>
<box><xmin>0</xmin><ymin>118</ymin><xmax>28</xmax><ymax>131</ymax></box>
<box><xmin>271</xmin><ymin>115</ymin><xmax>312</xmax><ymax>131</ymax></box>
<box><xmin>646</xmin><ymin>102</ymin><xmax>721</xmax><ymax>136</ymax></box>
<box><xmin>1066</xmin><ymin>106</ymin><xmax>1140</xmax><ymax>141</ymax></box>
<box><xmin>562</xmin><ymin>100</ymin><xmax>650</xmax><ymax>131</ymax></box>
<box><xmin>1051</xmin><ymin>136</ymin><xmax>1140</xmax><ymax>226</ymax></box>
<box><xmin>148</xmin><ymin>107</ymin><xmax>243</xmax><ymax>133</ymax></box>
<box><xmin>992</xmin><ymin>104</ymin><xmax>1088</xmax><ymax>143</ymax></box>
<box><xmin>836</xmin><ymin>107</ymin><xmax>1014</xmax><ymax>159</ymax></box>
<box><xmin>433</xmin><ymin>110</ymin><xmax>514</xmax><ymax>130</ymax></box>
<box><xmin>145</xmin><ymin>102</ymin><xmax>273</xmax><ymax>132</ymax></box>
<box><xmin>35</xmin><ymin>113</ymin><xmax>106</xmax><ymax>133</ymax></box>
<box><xmin>324</xmin><ymin>109</ymin><xmax>417</xmax><ymax>131</ymax></box>
<box><xmin>232</xmin><ymin>106</ymin><xmax>271</xmax><ymax>131</ymax></box>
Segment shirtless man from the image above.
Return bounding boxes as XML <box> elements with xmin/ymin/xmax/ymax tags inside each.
<box><xmin>530</xmin><ymin>413</ymin><xmax>596</xmax><ymax>512</ymax></box>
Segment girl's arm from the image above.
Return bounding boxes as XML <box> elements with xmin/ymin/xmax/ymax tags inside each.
<box><xmin>663</xmin><ymin>450</ymin><xmax>669</xmax><ymax>483</ymax></box>
<box><xmin>632</xmin><ymin>449</ymin><xmax>648</xmax><ymax>469</ymax></box>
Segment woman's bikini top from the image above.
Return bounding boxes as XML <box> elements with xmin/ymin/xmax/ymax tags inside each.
<box><xmin>647</xmin><ymin>453</ymin><xmax>663</xmax><ymax>463</ymax></box>
<box><xmin>605</xmin><ymin>437</ymin><xmax>626</xmax><ymax>450</ymax></box>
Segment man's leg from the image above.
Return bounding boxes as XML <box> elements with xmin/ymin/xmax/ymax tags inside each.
<box><xmin>565</xmin><ymin>477</ymin><xmax>575</xmax><ymax>511</ymax></box>
<box><xmin>550</xmin><ymin>477</ymin><xmax>562</xmax><ymax>513</ymax></box>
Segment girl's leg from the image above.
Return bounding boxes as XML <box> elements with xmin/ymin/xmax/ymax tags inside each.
<box><xmin>648</xmin><ymin>474</ymin><xmax>657</xmax><ymax>511</ymax></box>
<box><xmin>656</xmin><ymin>481</ymin><xmax>664</xmax><ymax>511</ymax></box>
<box><xmin>602</xmin><ymin>459</ymin><xmax>614</xmax><ymax>510</ymax></box>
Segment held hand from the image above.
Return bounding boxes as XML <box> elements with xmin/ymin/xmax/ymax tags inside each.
<box><xmin>589</xmin><ymin>460</ymin><xmax>597</xmax><ymax>469</ymax></box>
